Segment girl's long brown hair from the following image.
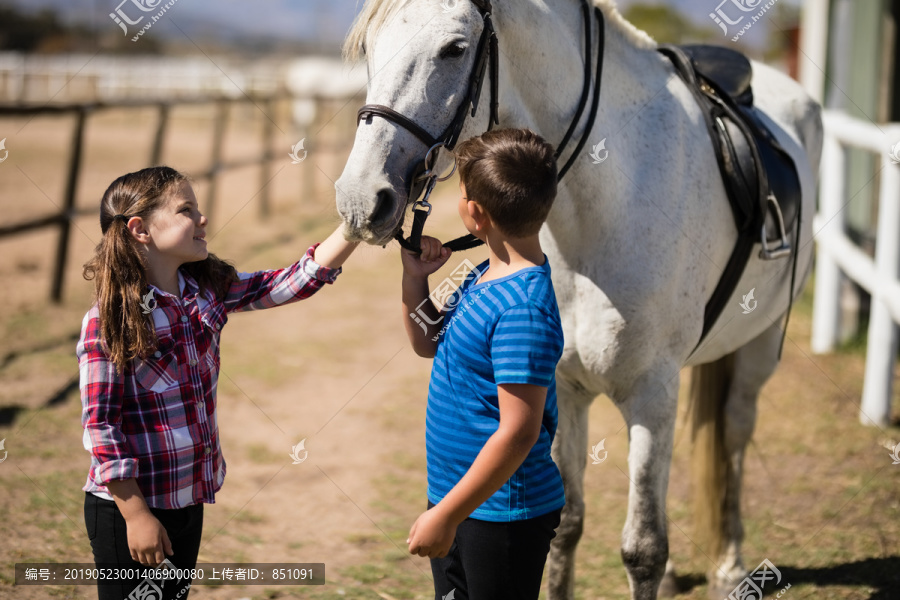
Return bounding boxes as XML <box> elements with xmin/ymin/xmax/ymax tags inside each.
<box><xmin>83</xmin><ymin>166</ymin><xmax>237</xmax><ymax>371</ymax></box>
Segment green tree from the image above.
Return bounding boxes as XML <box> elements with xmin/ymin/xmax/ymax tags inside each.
<box><xmin>622</xmin><ymin>3</ymin><xmax>720</xmax><ymax>45</ymax></box>
<box><xmin>0</xmin><ymin>6</ymin><xmax>65</xmax><ymax>51</ymax></box>
<box><xmin>762</xmin><ymin>2</ymin><xmax>802</xmax><ymax>64</ymax></box>
<box><xmin>0</xmin><ymin>3</ymin><xmax>162</xmax><ymax>54</ymax></box>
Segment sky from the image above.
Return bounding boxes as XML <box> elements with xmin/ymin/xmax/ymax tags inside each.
<box><xmin>10</xmin><ymin>0</ymin><xmax>353</xmax><ymax>45</ymax></box>
<box><xmin>8</xmin><ymin>0</ymin><xmax>804</xmax><ymax>51</ymax></box>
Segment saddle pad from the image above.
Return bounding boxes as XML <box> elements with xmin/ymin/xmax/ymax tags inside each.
<box><xmin>658</xmin><ymin>43</ymin><xmax>803</xmax><ymax>348</ymax></box>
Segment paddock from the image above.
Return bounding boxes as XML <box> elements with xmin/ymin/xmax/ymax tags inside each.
<box><xmin>0</xmin><ymin>7</ymin><xmax>899</xmax><ymax>600</ymax></box>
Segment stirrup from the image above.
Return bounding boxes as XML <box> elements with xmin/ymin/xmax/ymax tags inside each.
<box><xmin>759</xmin><ymin>194</ymin><xmax>791</xmax><ymax>260</ymax></box>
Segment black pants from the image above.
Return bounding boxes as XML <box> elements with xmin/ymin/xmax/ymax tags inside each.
<box><xmin>83</xmin><ymin>492</ymin><xmax>203</xmax><ymax>600</ymax></box>
<box><xmin>429</xmin><ymin>504</ymin><xmax>561</xmax><ymax>600</ymax></box>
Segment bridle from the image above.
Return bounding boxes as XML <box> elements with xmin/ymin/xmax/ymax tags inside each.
<box><xmin>355</xmin><ymin>0</ymin><xmax>605</xmax><ymax>253</ymax></box>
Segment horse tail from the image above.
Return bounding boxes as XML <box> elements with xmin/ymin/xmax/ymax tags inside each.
<box><xmin>689</xmin><ymin>352</ymin><xmax>734</xmax><ymax>561</ymax></box>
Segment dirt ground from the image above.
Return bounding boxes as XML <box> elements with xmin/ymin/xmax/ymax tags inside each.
<box><xmin>0</xmin><ymin>105</ymin><xmax>899</xmax><ymax>600</ymax></box>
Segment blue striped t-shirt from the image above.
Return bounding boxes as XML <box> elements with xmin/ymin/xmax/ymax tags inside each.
<box><xmin>426</xmin><ymin>256</ymin><xmax>566</xmax><ymax>522</ymax></box>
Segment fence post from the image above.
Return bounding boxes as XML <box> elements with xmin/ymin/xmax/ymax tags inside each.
<box><xmin>51</xmin><ymin>107</ymin><xmax>88</xmax><ymax>303</ymax></box>
<box><xmin>259</xmin><ymin>97</ymin><xmax>275</xmax><ymax>219</ymax></box>
<box><xmin>150</xmin><ymin>103</ymin><xmax>170</xmax><ymax>165</ymax></box>
<box><xmin>859</xmin><ymin>156</ymin><xmax>900</xmax><ymax>426</ymax></box>
<box><xmin>811</xmin><ymin>135</ymin><xmax>845</xmax><ymax>354</ymax></box>
<box><xmin>301</xmin><ymin>96</ymin><xmax>319</xmax><ymax>206</ymax></box>
<box><xmin>206</xmin><ymin>100</ymin><xmax>228</xmax><ymax>224</ymax></box>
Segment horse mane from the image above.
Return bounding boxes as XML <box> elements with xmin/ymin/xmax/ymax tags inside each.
<box><xmin>593</xmin><ymin>0</ymin><xmax>657</xmax><ymax>50</ymax></box>
<box><xmin>344</xmin><ymin>0</ymin><xmax>414</xmax><ymax>62</ymax></box>
<box><xmin>343</xmin><ymin>0</ymin><xmax>656</xmax><ymax>63</ymax></box>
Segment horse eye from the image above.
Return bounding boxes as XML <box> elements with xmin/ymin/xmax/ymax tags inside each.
<box><xmin>439</xmin><ymin>42</ymin><xmax>466</xmax><ymax>60</ymax></box>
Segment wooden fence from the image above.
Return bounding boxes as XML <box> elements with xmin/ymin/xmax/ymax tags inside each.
<box><xmin>0</xmin><ymin>92</ymin><xmax>360</xmax><ymax>303</ymax></box>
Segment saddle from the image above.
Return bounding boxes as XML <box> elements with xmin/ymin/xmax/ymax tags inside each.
<box><xmin>658</xmin><ymin>44</ymin><xmax>802</xmax><ymax>346</ymax></box>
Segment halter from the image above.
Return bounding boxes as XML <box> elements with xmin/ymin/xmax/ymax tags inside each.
<box><xmin>356</xmin><ymin>0</ymin><xmax>605</xmax><ymax>253</ymax></box>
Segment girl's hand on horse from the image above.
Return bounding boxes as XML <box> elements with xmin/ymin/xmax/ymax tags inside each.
<box><xmin>401</xmin><ymin>236</ymin><xmax>452</xmax><ymax>279</ymax></box>
<box><xmin>407</xmin><ymin>506</ymin><xmax>457</xmax><ymax>558</ymax></box>
<box><xmin>126</xmin><ymin>511</ymin><xmax>173</xmax><ymax>566</ymax></box>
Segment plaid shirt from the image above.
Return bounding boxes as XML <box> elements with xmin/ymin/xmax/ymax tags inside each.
<box><xmin>78</xmin><ymin>244</ymin><xmax>341</xmax><ymax>509</ymax></box>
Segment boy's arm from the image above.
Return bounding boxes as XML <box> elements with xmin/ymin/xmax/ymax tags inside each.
<box><xmin>407</xmin><ymin>382</ymin><xmax>547</xmax><ymax>558</ymax></box>
<box><xmin>401</xmin><ymin>272</ymin><xmax>442</xmax><ymax>358</ymax></box>
<box><xmin>400</xmin><ymin>238</ymin><xmax>452</xmax><ymax>358</ymax></box>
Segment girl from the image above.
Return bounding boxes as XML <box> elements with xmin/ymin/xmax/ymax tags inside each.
<box><xmin>78</xmin><ymin>166</ymin><xmax>358</xmax><ymax>600</ymax></box>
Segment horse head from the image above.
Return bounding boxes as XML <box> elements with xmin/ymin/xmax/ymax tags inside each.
<box><xmin>336</xmin><ymin>0</ymin><xmax>496</xmax><ymax>245</ymax></box>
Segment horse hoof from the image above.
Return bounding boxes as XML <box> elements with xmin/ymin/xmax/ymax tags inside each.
<box><xmin>706</xmin><ymin>583</ymin><xmax>734</xmax><ymax>600</ymax></box>
<box><xmin>706</xmin><ymin>580</ymin><xmax>733</xmax><ymax>600</ymax></box>
<box><xmin>706</xmin><ymin>563</ymin><xmax>748</xmax><ymax>599</ymax></box>
<box><xmin>657</xmin><ymin>570</ymin><xmax>679</xmax><ymax>597</ymax></box>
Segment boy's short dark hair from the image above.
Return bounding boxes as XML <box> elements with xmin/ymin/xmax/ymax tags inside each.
<box><xmin>455</xmin><ymin>128</ymin><xmax>558</xmax><ymax>238</ymax></box>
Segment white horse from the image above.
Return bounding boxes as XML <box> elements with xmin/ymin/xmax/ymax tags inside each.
<box><xmin>335</xmin><ymin>1</ymin><xmax>822</xmax><ymax>598</ymax></box>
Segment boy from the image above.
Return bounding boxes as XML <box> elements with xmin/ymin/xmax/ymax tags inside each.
<box><xmin>401</xmin><ymin>128</ymin><xmax>566</xmax><ymax>600</ymax></box>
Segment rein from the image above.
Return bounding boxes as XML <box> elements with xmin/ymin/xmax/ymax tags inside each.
<box><xmin>356</xmin><ymin>0</ymin><xmax>605</xmax><ymax>254</ymax></box>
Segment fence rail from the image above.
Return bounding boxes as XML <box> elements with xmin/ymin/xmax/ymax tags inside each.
<box><xmin>811</xmin><ymin>109</ymin><xmax>900</xmax><ymax>427</ymax></box>
<box><xmin>0</xmin><ymin>92</ymin><xmax>357</xmax><ymax>303</ymax></box>
<box><xmin>0</xmin><ymin>52</ymin><xmax>286</xmax><ymax>102</ymax></box>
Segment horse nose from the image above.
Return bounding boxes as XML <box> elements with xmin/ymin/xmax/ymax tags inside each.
<box><xmin>369</xmin><ymin>187</ymin><xmax>397</xmax><ymax>227</ymax></box>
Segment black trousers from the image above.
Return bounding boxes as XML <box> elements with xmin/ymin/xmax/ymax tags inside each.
<box><xmin>83</xmin><ymin>492</ymin><xmax>203</xmax><ymax>600</ymax></box>
<box><xmin>429</xmin><ymin>504</ymin><xmax>561</xmax><ymax>600</ymax></box>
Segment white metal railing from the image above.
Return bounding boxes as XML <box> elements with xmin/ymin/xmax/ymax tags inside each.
<box><xmin>0</xmin><ymin>52</ymin><xmax>367</xmax><ymax>106</ymax></box>
<box><xmin>811</xmin><ymin>110</ymin><xmax>900</xmax><ymax>427</ymax></box>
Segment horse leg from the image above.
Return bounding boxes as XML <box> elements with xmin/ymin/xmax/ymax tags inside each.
<box><xmin>617</xmin><ymin>370</ymin><xmax>679</xmax><ymax>600</ymax></box>
<box><xmin>547</xmin><ymin>378</ymin><xmax>593</xmax><ymax>600</ymax></box>
<box><xmin>657</xmin><ymin>560</ymin><xmax>679</xmax><ymax>597</ymax></box>
<box><xmin>691</xmin><ymin>322</ymin><xmax>783</xmax><ymax>596</ymax></box>
<box><xmin>719</xmin><ymin>323</ymin><xmax>785</xmax><ymax>593</ymax></box>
